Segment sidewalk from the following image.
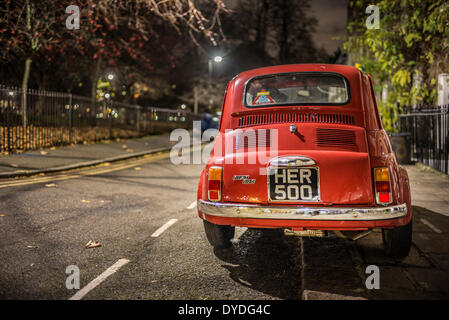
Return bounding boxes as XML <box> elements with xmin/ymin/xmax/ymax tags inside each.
<box><xmin>0</xmin><ymin>133</ymin><xmax>178</xmax><ymax>178</ymax></box>
<box><xmin>406</xmin><ymin>164</ymin><xmax>449</xmax><ymax>217</ymax></box>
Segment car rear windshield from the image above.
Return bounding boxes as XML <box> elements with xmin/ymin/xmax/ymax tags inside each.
<box><xmin>244</xmin><ymin>72</ymin><xmax>349</xmax><ymax>107</ymax></box>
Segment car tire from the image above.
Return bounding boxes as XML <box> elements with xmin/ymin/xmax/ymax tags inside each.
<box><xmin>382</xmin><ymin>219</ymin><xmax>412</xmax><ymax>259</ymax></box>
<box><xmin>203</xmin><ymin>220</ymin><xmax>235</xmax><ymax>249</ymax></box>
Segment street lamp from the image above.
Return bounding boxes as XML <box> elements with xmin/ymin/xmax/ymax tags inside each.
<box><xmin>208</xmin><ymin>55</ymin><xmax>223</xmax><ymax>80</ymax></box>
<box><xmin>107</xmin><ymin>73</ymin><xmax>114</xmax><ymax>81</ymax></box>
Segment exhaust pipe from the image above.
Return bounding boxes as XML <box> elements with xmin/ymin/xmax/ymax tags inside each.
<box><xmin>334</xmin><ymin>230</ymin><xmax>373</xmax><ymax>241</ymax></box>
<box><xmin>284</xmin><ymin>229</ymin><xmax>328</xmax><ymax>237</ymax></box>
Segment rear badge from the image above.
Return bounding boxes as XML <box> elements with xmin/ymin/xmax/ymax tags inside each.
<box><xmin>233</xmin><ymin>175</ymin><xmax>249</xmax><ymax>181</ymax></box>
<box><xmin>233</xmin><ymin>175</ymin><xmax>256</xmax><ymax>184</ymax></box>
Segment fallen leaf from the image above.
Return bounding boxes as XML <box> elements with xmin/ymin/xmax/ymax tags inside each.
<box><xmin>122</xmin><ymin>144</ymin><xmax>128</xmax><ymax>149</ymax></box>
<box><xmin>134</xmin><ymin>167</ymin><xmax>141</xmax><ymax>171</ymax></box>
<box><xmin>81</xmin><ymin>199</ymin><xmax>90</xmax><ymax>203</ymax></box>
<box><xmin>39</xmin><ymin>151</ymin><xmax>48</xmax><ymax>155</ymax></box>
<box><xmin>50</xmin><ymin>147</ymin><xmax>56</xmax><ymax>150</ymax></box>
<box><xmin>103</xmin><ymin>162</ymin><xmax>111</xmax><ymax>166</ymax></box>
<box><xmin>27</xmin><ymin>245</ymin><xmax>39</xmax><ymax>249</ymax></box>
<box><xmin>10</xmin><ymin>164</ymin><xmax>19</xmax><ymax>168</ymax></box>
<box><xmin>85</xmin><ymin>240</ymin><xmax>101</xmax><ymax>249</ymax></box>
<box><xmin>126</xmin><ymin>149</ymin><xmax>133</xmax><ymax>153</ymax></box>
<box><xmin>45</xmin><ymin>183</ymin><xmax>57</xmax><ymax>188</ymax></box>
<box><xmin>0</xmin><ymin>214</ymin><xmax>5</xmax><ymax>217</ymax></box>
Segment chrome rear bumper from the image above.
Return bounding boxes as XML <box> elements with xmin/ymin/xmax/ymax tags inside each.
<box><xmin>198</xmin><ymin>200</ymin><xmax>407</xmax><ymax>221</ymax></box>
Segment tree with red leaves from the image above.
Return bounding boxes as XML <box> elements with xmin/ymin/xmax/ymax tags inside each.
<box><xmin>0</xmin><ymin>0</ymin><xmax>227</xmax><ymax>125</ymax></box>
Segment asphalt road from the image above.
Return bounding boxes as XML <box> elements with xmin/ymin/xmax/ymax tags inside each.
<box><xmin>0</xmin><ymin>152</ymin><xmax>448</xmax><ymax>300</ymax></box>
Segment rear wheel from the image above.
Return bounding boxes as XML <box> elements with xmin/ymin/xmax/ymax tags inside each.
<box><xmin>382</xmin><ymin>220</ymin><xmax>412</xmax><ymax>258</ymax></box>
<box><xmin>203</xmin><ymin>220</ymin><xmax>235</xmax><ymax>249</ymax></box>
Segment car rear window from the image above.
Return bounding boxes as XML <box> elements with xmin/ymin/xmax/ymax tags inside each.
<box><xmin>244</xmin><ymin>72</ymin><xmax>349</xmax><ymax>107</ymax></box>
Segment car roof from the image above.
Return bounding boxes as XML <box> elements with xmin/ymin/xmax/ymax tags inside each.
<box><xmin>234</xmin><ymin>64</ymin><xmax>362</xmax><ymax>81</ymax></box>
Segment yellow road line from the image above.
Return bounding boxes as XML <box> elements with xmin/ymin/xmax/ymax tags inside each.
<box><xmin>0</xmin><ymin>144</ymin><xmax>205</xmax><ymax>189</ymax></box>
<box><xmin>0</xmin><ymin>152</ymin><xmax>171</xmax><ymax>189</ymax></box>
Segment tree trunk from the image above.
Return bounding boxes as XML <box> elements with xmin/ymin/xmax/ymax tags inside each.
<box><xmin>193</xmin><ymin>84</ymin><xmax>199</xmax><ymax>114</ymax></box>
<box><xmin>91</xmin><ymin>57</ymin><xmax>102</xmax><ymax>105</ymax></box>
<box><xmin>255</xmin><ymin>0</ymin><xmax>268</xmax><ymax>51</ymax></box>
<box><xmin>90</xmin><ymin>58</ymin><xmax>102</xmax><ymax>125</ymax></box>
<box><xmin>279</xmin><ymin>0</ymin><xmax>289</xmax><ymax>64</ymax></box>
<box><xmin>21</xmin><ymin>57</ymin><xmax>32</xmax><ymax>128</ymax></box>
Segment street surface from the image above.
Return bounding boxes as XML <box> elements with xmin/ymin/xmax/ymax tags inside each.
<box><xmin>0</xmin><ymin>150</ymin><xmax>449</xmax><ymax>300</ymax></box>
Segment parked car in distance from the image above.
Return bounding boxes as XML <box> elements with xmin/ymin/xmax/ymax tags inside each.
<box><xmin>200</xmin><ymin>112</ymin><xmax>220</xmax><ymax>132</ymax></box>
<box><xmin>197</xmin><ymin>64</ymin><xmax>412</xmax><ymax>258</ymax></box>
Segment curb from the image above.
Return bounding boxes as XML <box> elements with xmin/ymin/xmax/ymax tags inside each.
<box><xmin>0</xmin><ymin>146</ymin><xmax>173</xmax><ymax>179</ymax></box>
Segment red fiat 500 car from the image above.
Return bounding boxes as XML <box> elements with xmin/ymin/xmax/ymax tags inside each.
<box><xmin>197</xmin><ymin>64</ymin><xmax>412</xmax><ymax>258</ymax></box>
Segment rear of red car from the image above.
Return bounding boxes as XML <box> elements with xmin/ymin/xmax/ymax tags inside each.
<box><xmin>197</xmin><ymin>64</ymin><xmax>412</xmax><ymax>258</ymax></box>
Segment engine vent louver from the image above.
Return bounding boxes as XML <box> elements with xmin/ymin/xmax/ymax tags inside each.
<box><xmin>235</xmin><ymin>129</ymin><xmax>272</xmax><ymax>150</ymax></box>
<box><xmin>237</xmin><ymin>112</ymin><xmax>355</xmax><ymax>128</ymax></box>
<box><xmin>316</xmin><ymin>128</ymin><xmax>357</xmax><ymax>150</ymax></box>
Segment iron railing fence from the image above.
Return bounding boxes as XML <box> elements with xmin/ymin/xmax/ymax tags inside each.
<box><xmin>0</xmin><ymin>85</ymin><xmax>199</xmax><ymax>153</ymax></box>
<box><xmin>399</xmin><ymin>104</ymin><xmax>449</xmax><ymax>174</ymax></box>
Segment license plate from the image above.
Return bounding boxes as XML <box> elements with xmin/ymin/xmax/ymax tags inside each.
<box><xmin>268</xmin><ymin>167</ymin><xmax>319</xmax><ymax>202</ymax></box>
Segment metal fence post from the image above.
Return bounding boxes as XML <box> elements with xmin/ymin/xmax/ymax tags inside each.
<box><xmin>136</xmin><ymin>106</ymin><xmax>141</xmax><ymax>136</ymax></box>
<box><xmin>68</xmin><ymin>93</ymin><xmax>73</xmax><ymax>145</ymax></box>
<box><xmin>108</xmin><ymin>101</ymin><xmax>113</xmax><ymax>139</ymax></box>
<box><xmin>7</xmin><ymin>91</ymin><xmax>11</xmax><ymax>153</ymax></box>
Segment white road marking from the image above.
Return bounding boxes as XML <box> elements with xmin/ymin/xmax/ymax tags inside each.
<box><xmin>151</xmin><ymin>219</ymin><xmax>178</xmax><ymax>237</ymax></box>
<box><xmin>230</xmin><ymin>227</ymin><xmax>248</xmax><ymax>244</ymax></box>
<box><xmin>187</xmin><ymin>201</ymin><xmax>197</xmax><ymax>209</ymax></box>
<box><xmin>234</xmin><ymin>227</ymin><xmax>248</xmax><ymax>239</ymax></box>
<box><xmin>420</xmin><ymin>218</ymin><xmax>442</xmax><ymax>233</ymax></box>
<box><xmin>68</xmin><ymin>259</ymin><xmax>130</xmax><ymax>300</ymax></box>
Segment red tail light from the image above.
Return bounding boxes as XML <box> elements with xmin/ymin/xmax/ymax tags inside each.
<box><xmin>208</xmin><ymin>167</ymin><xmax>222</xmax><ymax>202</ymax></box>
<box><xmin>374</xmin><ymin>167</ymin><xmax>392</xmax><ymax>205</ymax></box>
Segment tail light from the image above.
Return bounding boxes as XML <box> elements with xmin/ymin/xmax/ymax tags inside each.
<box><xmin>208</xmin><ymin>167</ymin><xmax>222</xmax><ymax>202</ymax></box>
<box><xmin>374</xmin><ymin>167</ymin><xmax>392</xmax><ymax>205</ymax></box>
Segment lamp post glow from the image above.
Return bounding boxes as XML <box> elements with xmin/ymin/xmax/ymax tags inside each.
<box><xmin>208</xmin><ymin>55</ymin><xmax>223</xmax><ymax>80</ymax></box>
<box><xmin>107</xmin><ymin>73</ymin><xmax>114</xmax><ymax>81</ymax></box>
